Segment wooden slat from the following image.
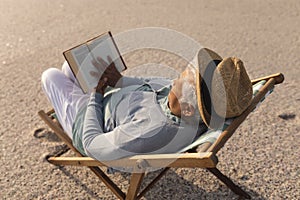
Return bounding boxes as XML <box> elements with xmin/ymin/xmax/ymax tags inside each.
<box><xmin>38</xmin><ymin>110</ymin><xmax>80</xmax><ymax>155</ymax></box>
<box><xmin>137</xmin><ymin>168</ymin><xmax>170</xmax><ymax>199</ymax></box>
<box><xmin>251</xmin><ymin>73</ymin><xmax>284</xmax><ymax>85</ymax></box>
<box><xmin>89</xmin><ymin>166</ymin><xmax>126</xmax><ymax>200</ymax></box>
<box><xmin>46</xmin><ymin>108</ymin><xmax>55</xmax><ymax>116</ymax></box>
<box><xmin>126</xmin><ymin>173</ymin><xmax>145</xmax><ymax>200</ymax></box>
<box><xmin>207</xmin><ymin>168</ymin><xmax>250</xmax><ymax>199</ymax></box>
<box><xmin>47</xmin><ymin>152</ymin><xmax>217</xmax><ymax>168</ymax></box>
<box><xmin>196</xmin><ymin>142</ymin><xmax>212</xmax><ymax>153</ymax></box>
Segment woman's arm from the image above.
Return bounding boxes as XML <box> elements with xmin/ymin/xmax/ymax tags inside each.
<box><xmin>91</xmin><ymin>56</ymin><xmax>169</xmax><ymax>89</ymax></box>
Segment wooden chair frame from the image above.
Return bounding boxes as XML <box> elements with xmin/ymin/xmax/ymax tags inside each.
<box><xmin>38</xmin><ymin>73</ymin><xmax>284</xmax><ymax>200</ymax></box>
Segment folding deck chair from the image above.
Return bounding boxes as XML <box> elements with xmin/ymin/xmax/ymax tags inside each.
<box><xmin>38</xmin><ymin>73</ymin><xmax>284</xmax><ymax>199</ymax></box>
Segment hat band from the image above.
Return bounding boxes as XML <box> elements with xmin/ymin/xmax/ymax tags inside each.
<box><xmin>201</xmin><ymin>60</ymin><xmax>221</xmax><ymax>115</ymax></box>
<box><xmin>201</xmin><ymin>59</ymin><xmax>224</xmax><ymax>128</ymax></box>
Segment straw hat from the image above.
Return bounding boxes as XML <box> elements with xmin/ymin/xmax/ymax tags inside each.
<box><xmin>195</xmin><ymin>48</ymin><xmax>253</xmax><ymax>129</ymax></box>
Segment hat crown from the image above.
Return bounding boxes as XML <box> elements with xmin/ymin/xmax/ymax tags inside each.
<box><xmin>212</xmin><ymin>57</ymin><xmax>252</xmax><ymax>118</ymax></box>
<box><xmin>195</xmin><ymin>48</ymin><xmax>253</xmax><ymax>129</ymax></box>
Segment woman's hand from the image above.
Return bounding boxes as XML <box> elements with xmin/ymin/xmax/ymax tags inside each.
<box><xmin>90</xmin><ymin>56</ymin><xmax>123</xmax><ymax>87</ymax></box>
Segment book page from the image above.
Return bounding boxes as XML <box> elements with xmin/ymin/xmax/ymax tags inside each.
<box><xmin>87</xmin><ymin>33</ymin><xmax>126</xmax><ymax>72</ymax></box>
<box><xmin>71</xmin><ymin>44</ymin><xmax>98</xmax><ymax>93</ymax></box>
<box><xmin>65</xmin><ymin>32</ymin><xmax>127</xmax><ymax>94</ymax></box>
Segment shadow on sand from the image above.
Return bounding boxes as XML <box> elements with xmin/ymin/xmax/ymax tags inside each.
<box><xmin>35</xmin><ymin>129</ymin><xmax>265</xmax><ymax>200</ymax></box>
<box><xmin>55</xmin><ymin>165</ymin><xmax>266</xmax><ymax>200</ymax></box>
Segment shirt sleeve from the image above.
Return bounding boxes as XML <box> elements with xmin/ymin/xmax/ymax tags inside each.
<box><xmin>82</xmin><ymin>91</ymin><xmax>179</xmax><ymax>161</ymax></box>
<box><xmin>82</xmin><ymin>92</ymin><xmax>105</xmax><ymax>147</ymax></box>
<box><xmin>83</xmin><ymin>91</ymin><xmax>133</xmax><ymax>161</ymax></box>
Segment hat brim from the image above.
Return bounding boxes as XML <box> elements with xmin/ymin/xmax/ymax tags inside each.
<box><xmin>195</xmin><ymin>48</ymin><xmax>223</xmax><ymax>128</ymax></box>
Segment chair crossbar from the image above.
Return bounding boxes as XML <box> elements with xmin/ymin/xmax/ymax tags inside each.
<box><xmin>47</xmin><ymin>152</ymin><xmax>218</xmax><ymax>169</ymax></box>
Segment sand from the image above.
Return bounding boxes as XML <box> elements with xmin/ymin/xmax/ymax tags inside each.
<box><xmin>1</xmin><ymin>0</ymin><xmax>299</xmax><ymax>199</ymax></box>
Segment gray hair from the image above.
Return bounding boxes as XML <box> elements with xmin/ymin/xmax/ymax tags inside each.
<box><xmin>179</xmin><ymin>81</ymin><xmax>197</xmax><ymax>108</ymax></box>
<box><xmin>178</xmin><ymin>65</ymin><xmax>197</xmax><ymax>108</ymax></box>
<box><xmin>177</xmin><ymin>65</ymin><xmax>203</xmax><ymax>124</ymax></box>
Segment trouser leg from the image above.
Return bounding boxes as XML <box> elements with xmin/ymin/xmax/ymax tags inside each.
<box><xmin>41</xmin><ymin>67</ymin><xmax>89</xmax><ymax>137</ymax></box>
<box><xmin>61</xmin><ymin>61</ymin><xmax>79</xmax><ymax>86</ymax></box>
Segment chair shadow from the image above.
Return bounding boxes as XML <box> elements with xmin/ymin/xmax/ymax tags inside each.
<box><xmin>140</xmin><ymin>169</ymin><xmax>266</xmax><ymax>200</ymax></box>
<box><xmin>55</xmin><ymin>165</ymin><xmax>266</xmax><ymax>200</ymax></box>
<box><xmin>56</xmin><ymin>166</ymin><xmax>103</xmax><ymax>199</ymax></box>
<box><xmin>34</xmin><ymin>128</ymin><xmax>266</xmax><ymax>200</ymax></box>
<box><xmin>33</xmin><ymin>128</ymin><xmax>61</xmax><ymax>142</ymax></box>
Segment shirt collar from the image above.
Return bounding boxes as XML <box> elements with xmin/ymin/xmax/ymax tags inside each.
<box><xmin>135</xmin><ymin>83</ymin><xmax>181</xmax><ymax>124</ymax></box>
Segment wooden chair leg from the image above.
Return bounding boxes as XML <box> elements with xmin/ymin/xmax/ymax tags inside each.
<box><xmin>126</xmin><ymin>173</ymin><xmax>145</xmax><ymax>200</ymax></box>
<box><xmin>89</xmin><ymin>166</ymin><xmax>126</xmax><ymax>200</ymax></box>
<box><xmin>207</xmin><ymin>168</ymin><xmax>251</xmax><ymax>199</ymax></box>
<box><xmin>137</xmin><ymin>168</ymin><xmax>170</xmax><ymax>199</ymax></box>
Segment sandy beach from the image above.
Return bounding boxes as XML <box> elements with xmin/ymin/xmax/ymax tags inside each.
<box><xmin>1</xmin><ymin>0</ymin><xmax>299</xmax><ymax>199</ymax></box>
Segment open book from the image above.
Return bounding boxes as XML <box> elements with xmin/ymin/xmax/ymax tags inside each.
<box><xmin>63</xmin><ymin>31</ymin><xmax>127</xmax><ymax>93</ymax></box>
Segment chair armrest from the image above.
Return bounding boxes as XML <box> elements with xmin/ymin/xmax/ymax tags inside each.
<box><xmin>47</xmin><ymin>152</ymin><xmax>218</xmax><ymax>169</ymax></box>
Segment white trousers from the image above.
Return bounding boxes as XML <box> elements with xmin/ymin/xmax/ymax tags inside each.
<box><xmin>41</xmin><ymin>61</ymin><xmax>90</xmax><ymax>138</ymax></box>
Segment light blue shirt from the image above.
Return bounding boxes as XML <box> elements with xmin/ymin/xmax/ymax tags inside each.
<box><xmin>72</xmin><ymin>76</ymin><xmax>206</xmax><ymax>161</ymax></box>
